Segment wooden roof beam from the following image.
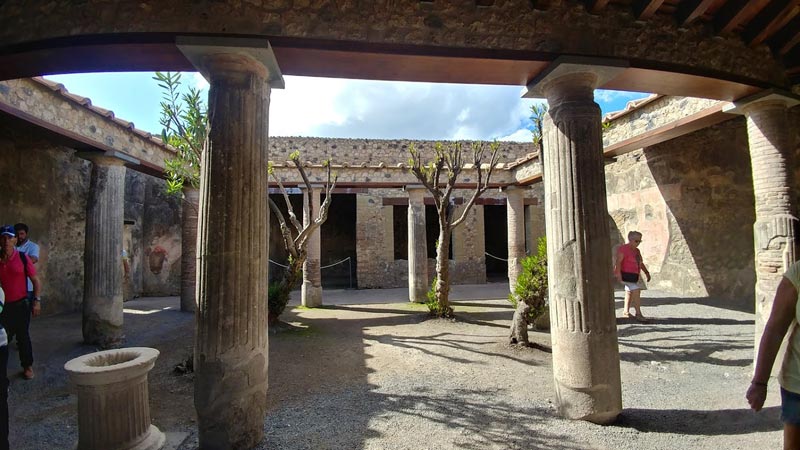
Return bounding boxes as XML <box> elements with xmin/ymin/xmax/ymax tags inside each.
<box><xmin>768</xmin><ymin>15</ymin><xmax>800</xmax><ymax>55</ymax></box>
<box><xmin>715</xmin><ymin>0</ymin><xmax>768</xmax><ymax>35</ymax></box>
<box><xmin>743</xmin><ymin>0</ymin><xmax>800</xmax><ymax>47</ymax></box>
<box><xmin>633</xmin><ymin>0</ymin><xmax>665</xmax><ymax>20</ymax></box>
<box><xmin>675</xmin><ymin>0</ymin><xmax>717</xmax><ymax>27</ymax></box>
<box><xmin>584</xmin><ymin>0</ymin><xmax>610</xmax><ymax>14</ymax></box>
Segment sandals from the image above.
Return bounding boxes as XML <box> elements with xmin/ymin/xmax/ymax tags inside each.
<box><xmin>634</xmin><ymin>313</ymin><xmax>649</xmax><ymax>323</ymax></box>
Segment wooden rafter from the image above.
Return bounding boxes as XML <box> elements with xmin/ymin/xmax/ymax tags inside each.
<box><xmin>675</xmin><ymin>0</ymin><xmax>717</xmax><ymax>27</ymax></box>
<box><xmin>743</xmin><ymin>0</ymin><xmax>800</xmax><ymax>47</ymax></box>
<box><xmin>584</xmin><ymin>0</ymin><xmax>611</xmax><ymax>14</ymax></box>
<box><xmin>715</xmin><ymin>0</ymin><xmax>769</xmax><ymax>35</ymax></box>
<box><xmin>768</xmin><ymin>16</ymin><xmax>800</xmax><ymax>54</ymax></box>
<box><xmin>633</xmin><ymin>0</ymin><xmax>665</xmax><ymax>20</ymax></box>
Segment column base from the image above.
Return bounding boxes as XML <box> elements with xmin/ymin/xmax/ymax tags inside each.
<box><xmin>124</xmin><ymin>425</ymin><xmax>165</xmax><ymax>450</ymax></box>
<box><xmin>555</xmin><ymin>382</ymin><xmax>621</xmax><ymax>425</ymax></box>
<box><xmin>301</xmin><ymin>282</ymin><xmax>323</xmax><ymax>308</ymax></box>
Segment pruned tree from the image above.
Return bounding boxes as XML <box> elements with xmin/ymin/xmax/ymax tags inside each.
<box><xmin>408</xmin><ymin>141</ymin><xmax>501</xmax><ymax>317</ymax></box>
<box><xmin>267</xmin><ymin>152</ymin><xmax>338</xmax><ymax>325</ymax></box>
<box><xmin>509</xmin><ymin>236</ymin><xmax>548</xmax><ymax>346</ymax></box>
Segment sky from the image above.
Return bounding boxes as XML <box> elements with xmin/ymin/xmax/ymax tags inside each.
<box><xmin>43</xmin><ymin>72</ymin><xmax>650</xmax><ymax>142</ymax></box>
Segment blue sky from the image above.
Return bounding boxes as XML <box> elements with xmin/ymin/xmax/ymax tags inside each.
<box><xmin>43</xmin><ymin>72</ymin><xmax>649</xmax><ymax>142</ymax></box>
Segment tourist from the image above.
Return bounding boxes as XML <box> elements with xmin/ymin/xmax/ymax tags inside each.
<box><xmin>614</xmin><ymin>230</ymin><xmax>651</xmax><ymax>322</ymax></box>
<box><xmin>0</xmin><ymin>285</ymin><xmax>8</xmax><ymax>450</ymax></box>
<box><xmin>0</xmin><ymin>225</ymin><xmax>41</xmax><ymax>380</ymax></box>
<box><xmin>747</xmin><ymin>260</ymin><xmax>800</xmax><ymax>449</ymax></box>
<box><xmin>14</xmin><ymin>223</ymin><xmax>39</xmax><ymax>306</ymax></box>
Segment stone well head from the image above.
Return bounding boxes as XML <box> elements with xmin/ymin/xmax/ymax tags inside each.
<box><xmin>65</xmin><ymin>347</ymin><xmax>160</xmax><ymax>386</ymax></box>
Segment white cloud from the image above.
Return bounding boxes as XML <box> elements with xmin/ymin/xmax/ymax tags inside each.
<box><xmin>192</xmin><ymin>72</ymin><xmax>209</xmax><ymax>90</ymax></box>
<box><xmin>594</xmin><ymin>89</ymin><xmax>647</xmax><ymax>104</ymax></box>
<box><xmin>497</xmin><ymin>129</ymin><xmax>533</xmax><ymax>142</ymax></box>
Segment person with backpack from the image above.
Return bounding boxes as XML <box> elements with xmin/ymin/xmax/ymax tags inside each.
<box><xmin>14</xmin><ymin>223</ymin><xmax>40</xmax><ymax>305</ymax></box>
<box><xmin>0</xmin><ymin>225</ymin><xmax>40</xmax><ymax>380</ymax></box>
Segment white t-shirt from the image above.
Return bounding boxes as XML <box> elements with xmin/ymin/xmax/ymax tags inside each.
<box><xmin>16</xmin><ymin>239</ymin><xmax>39</xmax><ymax>292</ymax></box>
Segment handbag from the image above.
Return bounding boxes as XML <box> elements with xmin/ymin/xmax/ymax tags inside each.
<box><xmin>621</xmin><ymin>272</ymin><xmax>639</xmax><ymax>283</ymax></box>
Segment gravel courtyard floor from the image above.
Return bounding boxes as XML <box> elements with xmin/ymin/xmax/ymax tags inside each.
<box><xmin>7</xmin><ymin>285</ymin><xmax>781</xmax><ymax>449</ymax></box>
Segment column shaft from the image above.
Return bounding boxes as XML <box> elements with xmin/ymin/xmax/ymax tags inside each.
<box><xmin>302</xmin><ymin>187</ymin><xmax>323</xmax><ymax>307</ymax></box>
<box><xmin>194</xmin><ymin>55</ymin><xmax>270</xmax><ymax>449</ymax></box>
<box><xmin>542</xmin><ymin>72</ymin><xmax>621</xmax><ymax>424</ymax></box>
<box><xmin>83</xmin><ymin>157</ymin><xmax>125</xmax><ymax>348</ymax></box>
<box><xmin>408</xmin><ymin>188</ymin><xmax>428</xmax><ymax>302</ymax></box>
<box><xmin>506</xmin><ymin>187</ymin><xmax>526</xmax><ymax>293</ymax></box>
<box><xmin>744</xmin><ymin>100</ymin><xmax>797</xmax><ymax>369</ymax></box>
<box><xmin>181</xmin><ymin>187</ymin><xmax>200</xmax><ymax>312</ymax></box>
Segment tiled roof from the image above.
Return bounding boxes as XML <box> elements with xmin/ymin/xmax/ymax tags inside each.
<box><xmin>602</xmin><ymin>94</ymin><xmax>662</xmax><ymax>122</ymax></box>
<box><xmin>31</xmin><ymin>77</ymin><xmax>172</xmax><ymax>150</ymax></box>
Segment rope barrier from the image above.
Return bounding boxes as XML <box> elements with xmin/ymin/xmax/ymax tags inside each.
<box><xmin>321</xmin><ymin>256</ymin><xmax>350</xmax><ymax>269</ymax></box>
<box><xmin>268</xmin><ymin>259</ymin><xmax>289</xmax><ymax>269</ymax></box>
<box><xmin>269</xmin><ymin>256</ymin><xmax>354</xmax><ymax>289</ymax></box>
<box><xmin>485</xmin><ymin>252</ymin><xmax>508</xmax><ymax>262</ymax></box>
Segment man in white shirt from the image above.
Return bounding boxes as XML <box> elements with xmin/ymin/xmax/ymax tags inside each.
<box><xmin>14</xmin><ymin>223</ymin><xmax>40</xmax><ymax>310</ymax></box>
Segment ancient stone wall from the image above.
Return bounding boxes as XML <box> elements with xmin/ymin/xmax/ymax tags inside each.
<box><xmin>141</xmin><ymin>175</ymin><xmax>181</xmax><ymax>296</ymax></box>
<box><xmin>271</xmin><ymin>137</ymin><xmax>533</xmax><ymax>167</ymax></box>
<box><xmin>0</xmin><ymin>1</ymin><xmax>786</xmax><ymax>86</ymax></box>
<box><xmin>605</xmin><ymin>117</ymin><xmax>756</xmax><ymax>305</ymax></box>
<box><xmin>0</xmin><ymin>121</ymin><xmax>91</xmax><ymax>314</ymax></box>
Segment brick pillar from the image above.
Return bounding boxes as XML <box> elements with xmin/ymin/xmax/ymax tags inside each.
<box><xmin>407</xmin><ymin>186</ymin><xmax>428</xmax><ymax>302</ymax></box>
<box><xmin>179</xmin><ymin>38</ymin><xmax>283</xmax><ymax>449</ymax></box>
<box><xmin>540</xmin><ymin>70</ymin><xmax>622</xmax><ymax>424</ymax></box>
<box><xmin>181</xmin><ymin>186</ymin><xmax>200</xmax><ymax>312</ymax></box>
<box><xmin>83</xmin><ymin>156</ymin><xmax>125</xmax><ymax>348</ymax></box>
<box><xmin>302</xmin><ymin>186</ymin><xmax>323</xmax><ymax>307</ymax></box>
<box><xmin>506</xmin><ymin>186</ymin><xmax>526</xmax><ymax>293</ymax></box>
<box><xmin>741</xmin><ymin>97</ymin><xmax>798</xmax><ymax>368</ymax></box>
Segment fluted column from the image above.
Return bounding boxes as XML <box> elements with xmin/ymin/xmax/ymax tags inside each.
<box><xmin>540</xmin><ymin>70</ymin><xmax>622</xmax><ymax>424</ymax></box>
<box><xmin>407</xmin><ymin>186</ymin><xmax>428</xmax><ymax>302</ymax></box>
<box><xmin>183</xmin><ymin>44</ymin><xmax>279</xmax><ymax>449</ymax></box>
<box><xmin>83</xmin><ymin>156</ymin><xmax>125</xmax><ymax>348</ymax></box>
<box><xmin>181</xmin><ymin>186</ymin><xmax>200</xmax><ymax>312</ymax></box>
<box><xmin>506</xmin><ymin>186</ymin><xmax>526</xmax><ymax>293</ymax></box>
<box><xmin>741</xmin><ymin>96</ymin><xmax>798</xmax><ymax>367</ymax></box>
<box><xmin>302</xmin><ymin>186</ymin><xmax>323</xmax><ymax>307</ymax></box>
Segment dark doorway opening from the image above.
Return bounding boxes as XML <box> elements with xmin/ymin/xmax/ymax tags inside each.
<box><xmin>321</xmin><ymin>194</ymin><xmax>357</xmax><ymax>288</ymax></box>
<box><xmin>484</xmin><ymin>205</ymin><xmax>507</xmax><ymax>282</ymax></box>
<box><xmin>426</xmin><ymin>205</ymin><xmax>453</xmax><ymax>259</ymax></box>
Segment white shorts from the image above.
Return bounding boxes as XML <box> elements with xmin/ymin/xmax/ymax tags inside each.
<box><xmin>623</xmin><ymin>281</ymin><xmax>642</xmax><ymax>292</ymax></box>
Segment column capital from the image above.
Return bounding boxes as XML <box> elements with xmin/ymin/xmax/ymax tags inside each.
<box><xmin>524</xmin><ymin>56</ymin><xmax>627</xmax><ymax>101</ymax></box>
<box><xmin>724</xmin><ymin>89</ymin><xmax>800</xmax><ymax>115</ymax></box>
<box><xmin>501</xmin><ymin>185</ymin><xmax>527</xmax><ymax>193</ymax></box>
<box><xmin>78</xmin><ymin>152</ymin><xmax>129</xmax><ymax>167</ymax></box>
<box><xmin>177</xmin><ymin>36</ymin><xmax>285</xmax><ymax>89</ymax></box>
<box><xmin>404</xmin><ymin>184</ymin><xmax>427</xmax><ymax>192</ymax></box>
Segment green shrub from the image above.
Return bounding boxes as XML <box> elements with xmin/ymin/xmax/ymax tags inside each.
<box><xmin>509</xmin><ymin>236</ymin><xmax>548</xmax><ymax>323</ymax></box>
<box><xmin>425</xmin><ymin>276</ymin><xmax>440</xmax><ymax>313</ymax></box>
<box><xmin>268</xmin><ymin>282</ymin><xmax>291</xmax><ymax>319</ymax></box>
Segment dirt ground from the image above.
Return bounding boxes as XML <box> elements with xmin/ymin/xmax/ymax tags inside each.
<box><xmin>7</xmin><ymin>286</ymin><xmax>783</xmax><ymax>449</ymax></box>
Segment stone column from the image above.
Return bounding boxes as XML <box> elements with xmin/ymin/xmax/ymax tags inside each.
<box><xmin>83</xmin><ymin>156</ymin><xmax>125</xmax><ymax>348</ymax></box>
<box><xmin>407</xmin><ymin>186</ymin><xmax>428</xmax><ymax>302</ymax></box>
<box><xmin>506</xmin><ymin>186</ymin><xmax>526</xmax><ymax>293</ymax></box>
<box><xmin>536</xmin><ymin>68</ymin><xmax>622</xmax><ymax>424</ymax></box>
<box><xmin>734</xmin><ymin>93</ymin><xmax>799</xmax><ymax>368</ymax></box>
<box><xmin>179</xmin><ymin>38</ymin><xmax>283</xmax><ymax>450</ymax></box>
<box><xmin>180</xmin><ymin>186</ymin><xmax>200</xmax><ymax>312</ymax></box>
<box><xmin>302</xmin><ymin>186</ymin><xmax>323</xmax><ymax>307</ymax></box>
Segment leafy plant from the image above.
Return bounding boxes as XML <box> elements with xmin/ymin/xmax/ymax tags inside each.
<box><xmin>268</xmin><ymin>281</ymin><xmax>291</xmax><ymax>320</ymax></box>
<box><xmin>509</xmin><ymin>236</ymin><xmax>549</xmax><ymax>324</ymax></box>
<box><xmin>153</xmin><ymin>71</ymin><xmax>208</xmax><ymax>195</ymax></box>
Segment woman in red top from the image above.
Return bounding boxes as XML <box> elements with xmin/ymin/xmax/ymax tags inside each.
<box><xmin>614</xmin><ymin>231</ymin><xmax>651</xmax><ymax>322</ymax></box>
<box><xmin>0</xmin><ymin>225</ymin><xmax>40</xmax><ymax>380</ymax></box>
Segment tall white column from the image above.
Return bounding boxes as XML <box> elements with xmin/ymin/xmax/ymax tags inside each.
<box><xmin>407</xmin><ymin>186</ymin><xmax>428</xmax><ymax>302</ymax></box>
<box><xmin>506</xmin><ymin>186</ymin><xmax>526</xmax><ymax>293</ymax></box>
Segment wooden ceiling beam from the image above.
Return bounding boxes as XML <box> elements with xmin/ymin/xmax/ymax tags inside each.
<box><xmin>743</xmin><ymin>0</ymin><xmax>800</xmax><ymax>47</ymax></box>
<box><xmin>633</xmin><ymin>0</ymin><xmax>665</xmax><ymax>20</ymax></box>
<box><xmin>583</xmin><ymin>0</ymin><xmax>611</xmax><ymax>14</ymax></box>
<box><xmin>768</xmin><ymin>16</ymin><xmax>800</xmax><ymax>54</ymax></box>
<box><xmin>675</xmin><ymin>0</ymin><xmax>717</xmax><ymax>27</ymax></box>
<box><xmin>715</xmin><ymin>0</ymin><xmax>769</xmax><ymax>35</ymax></box>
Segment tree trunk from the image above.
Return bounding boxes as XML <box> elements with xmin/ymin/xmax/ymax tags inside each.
<box><xmin>509</xmin><ymin>300</ymin><xmax>531</xmax><ymax>345</ymax></box>
<box><xmin>435</xmin><ymin>227</ymin><xmax>453</xmax><ymax>317</ymax></box>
